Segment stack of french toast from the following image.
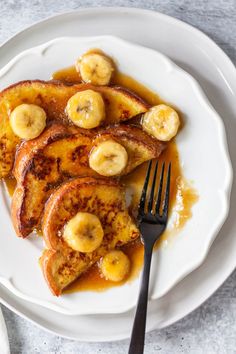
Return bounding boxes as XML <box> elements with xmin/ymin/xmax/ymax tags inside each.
<box><xmin>0</xmin><ymin>50</ymin><xmax>180</xmax><ymax>295</ymax></box>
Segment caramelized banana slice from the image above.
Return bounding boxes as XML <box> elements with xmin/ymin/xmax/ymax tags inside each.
<box><xmin>66</xmin><ymin>89</ymin><xmax>105</xmax><ymax>129</ymax></box>
<box><xmin>142</xmin><ymin>104</ymin><xmax>180</xmax><ymax>141</ymax></box>
<box><xmin>10</xmin><ymin>104</ymin><xmax>46</xmax><ymax>140</ymax></box>
<box><xmin>89</xmin><ymin>139</ymin><xmax>128</xmax><ymax>176</ymax></box>
<box><xmin>63</xmin><ymin>212</ymin><xmax>104</xmax><ymax>253</ymax></box>
<box><xmin>77</xmin><ymin>53</ymin><xmax>114</xmax><ymax>85</ymax></box>
<box><xmin>100</xmin><ymin>250</ymin><xmax>130</xmax><ymax>282</ymax></box>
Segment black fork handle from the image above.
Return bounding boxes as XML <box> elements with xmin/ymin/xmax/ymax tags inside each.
<box><xmin>128</xmin><ymin>241</ymin><xmax>155</xmax><ymax>354</ymax></box>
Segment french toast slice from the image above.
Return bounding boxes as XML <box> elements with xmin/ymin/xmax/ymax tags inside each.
<box><xmin>0</xmin><ymin>80</ymin><xmax>149</xmax><ymax>178</ymax></box>
<box><xmin>40</xmin><ymin>177</ymin><xmax>140</xmax><ymax>296</ymax></box>
<box><xmin>12</xmin><ymin>124</ymin><xmax>165</xmax><ymax>238</ymax></box>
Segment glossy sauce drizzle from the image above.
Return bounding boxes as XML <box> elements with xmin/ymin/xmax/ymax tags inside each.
<box><xmin>52</xmin><ymin>63</ymin><xmax>198</xmax><ymax>293</ymax></box>
<box><xmin>4</xmin><ymin>62</ymin><xmax>198</xmax><ymax>294</ymax></box>
<box><xmin>4</xmin><ymin>177</ymin><xmax>16</xmax><ymax>197</ymax></box>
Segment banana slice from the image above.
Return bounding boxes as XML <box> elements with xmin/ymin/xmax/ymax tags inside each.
<box><xmin>89</xmin><ymin>140</ymin><xmax>128</xmax><ymax>176</ymax></box>
<box><xmin>10</xmin><ymin>104</ymin><xmax>46</xmax><ymax>140</ymax></box>
<box><xmin>63</xmin><ymin>212</ymin><xmax>104</xmax><ymax>253</ymax></box>
<box><xmin>142</xmin><ymin>104</ymin><xmax>180</xmax><ymax>141</ymax></box>
<box><xmin>76</xmin><ymin>53</ymin><xmax>114</xmax><ymax>85</ymax></box>
<box><xmin>100</xmin><ymin>250</ymin><xmax>130</xmax><ymax>282</ymax></box>
<box><xmin>66</xmin><ymin>89</ymin><xmax>105</xmax><ymax>129</ymax></box>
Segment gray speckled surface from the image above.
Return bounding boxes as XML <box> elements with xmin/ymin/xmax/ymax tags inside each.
<box><xmin>0</xmin><ymin>1</ymin><xmax>236</xmax><ymax>353</ymax></box>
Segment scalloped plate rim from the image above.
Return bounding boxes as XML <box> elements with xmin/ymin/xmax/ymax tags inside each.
<box><xmin>0</xmin><ymin>35</ymin><xmax>232</xmax><ymax>315</ymax></box>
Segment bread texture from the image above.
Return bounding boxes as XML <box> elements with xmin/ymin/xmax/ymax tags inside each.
<box><xmin>11</xmin><ymin>123</ymin><xmax>165</xmax><ymax>237</ymax></box>
<box><xmin>0</xmin><ymin>80</ymin><xmax>149</xmax><ymax>178</ymax></box>
<box><xmin>40</xmin><ymin>177</ymin><xmax>140</xmax><ymax>295</ymax></box>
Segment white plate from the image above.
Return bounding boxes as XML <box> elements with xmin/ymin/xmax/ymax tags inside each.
<box><xmin>0</xmin><ymin>35</ymin><xmax>232</xmax><ymax>315</ymax></box>
<box><xmin>0</xmin><ymin>7</ymin><xmax>235</xmax><ymax>340</ymax></box>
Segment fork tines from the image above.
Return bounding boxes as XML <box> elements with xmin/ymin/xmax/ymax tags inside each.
<box><xmin>138</xmin><ymin>160</ymin><xmax>171</xmax><ymax>220</ymax></box>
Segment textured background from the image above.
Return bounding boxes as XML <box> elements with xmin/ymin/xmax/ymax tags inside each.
<box><xmin>1</xmin><ymin>1</ymin><xmax>236</xmax><ymax>353</ymax></box>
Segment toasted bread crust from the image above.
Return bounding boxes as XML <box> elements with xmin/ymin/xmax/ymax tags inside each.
<box><xmin>42</xmin><ymin>177</ymin><xmax>121</xmax><ymax>249</ymax></box>
<box><xmin>40</xmin><ymin>249</ymin><xmax>64</xmax><ymax>296</ymax></box>
<box><xmin>96</xmin><ymin>125</ymin><xmax>166</xmax><ymax>174</ymax></box>
<box><xmin>11</xmin><ymin>124</ymin><xmax>74</xmax><ymax>237</ymax></box>
<box><xmin>41</xmin><ymin>177</ymin><xmax>140</xmax><ymax>295</ymax></box>
<box><xmin>13</xmin><ymin>124</ymin><xmax>70</xmax><ymax>182</ymax></box>
<box><xmin>0</xmin><ymin>80</ymin><xmax>149</xmax><ymax>178</ymax></box>
<box><xmin>13</xmin><ymin>123</ymin><xmax>93</xmax><ymax>182</ymax></box>
<box><xmin>12</xmin><ymin>125</ymin><xmax>96</xmax><ymax>237</ymax></box>
<box><xmin>12</xmin><ymin>124</ymin><xmax>165</xmax><ymax>238</ymax></box>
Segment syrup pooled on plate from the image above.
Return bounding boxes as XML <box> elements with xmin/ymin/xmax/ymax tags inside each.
<box><xmin>4</xmin><ymin>177</ymin><xmax>16</xmax><ymax>197</ymax></box>
<box><xmin>52</xmin><ymin>61</ymin><xmax>198</xmax><ymax>293</ymax></box>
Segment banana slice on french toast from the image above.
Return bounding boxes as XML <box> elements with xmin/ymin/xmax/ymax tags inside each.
<box><xmin>12</xmin><ymin>123</ymin><xmax>165</xmax><ymax>238</ymax></box>
<box><xmin>0</xmin><ymin>80</ymin><xmax>149</xmax><ymax>178</ymax></box>
<box><xmin>40</xmin><ymin>177</ymin><xmax>140</xmax><ymax>296</ymax></box>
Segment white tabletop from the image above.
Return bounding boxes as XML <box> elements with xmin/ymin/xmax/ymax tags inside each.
<box><xmin>1</xmin><ymin>1</ymin><xmax>236</xmax><ymax>353</ymax></box>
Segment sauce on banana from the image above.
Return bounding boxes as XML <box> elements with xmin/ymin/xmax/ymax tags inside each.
<box><xmin>4</xmin><ymin>61</ymin><xmax>198</xmax><ymax>294</ymax></box>
<box><xmin>52</xmin><ymin>63</ymin><xmax>198</xmax><ymax>294</ymax></box>
<box><xmin>65</xmin><ymin>142</ymin><xmax>198</xmax><ymax>293</ymax></box>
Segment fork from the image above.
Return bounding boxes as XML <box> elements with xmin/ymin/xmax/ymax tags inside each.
<box><xmin>128</xmin><ymin>160</ymin><xmax>171</xmax><ymax>354</ymax></box>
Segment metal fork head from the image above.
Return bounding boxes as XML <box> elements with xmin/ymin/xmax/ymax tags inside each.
<box><xmin>138</xmin><ymin>160</ymin><xmax>171</xmax><ymax>242</ymax></box>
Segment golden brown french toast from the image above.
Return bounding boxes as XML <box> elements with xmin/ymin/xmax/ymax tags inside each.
<box><xmin>12</xmin><ymin>123</ymin><xmax>165</xmax><ymax>238</ymax></box>
<box><xmin>0</xmin><ymin>80</ymin><xmax>149</xmax><ymax>178</ymax></box>
<box><xmin>1</xmin><ymin>48</ymin><xmax>185</xmax><ymax>298</ymax></box>
<box><xmin>40</xmin><ymin>177</ymin><xmax>140</xmax><ymax>296</ymax></box>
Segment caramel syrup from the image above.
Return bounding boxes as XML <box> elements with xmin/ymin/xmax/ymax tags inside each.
<box><xmin>51</xmin><ymin>64</ymin><xmax>198</xmax><ymax>293</ymax></box>
<box><xmin>4</xmin><ymin>62</ymin><xmax>198</xmax><ymax>293</ymax></box>
<box><xmin>4</xmin><ymin>177</ymin><xmax>16</xmax><ymax>197</ymax></box>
